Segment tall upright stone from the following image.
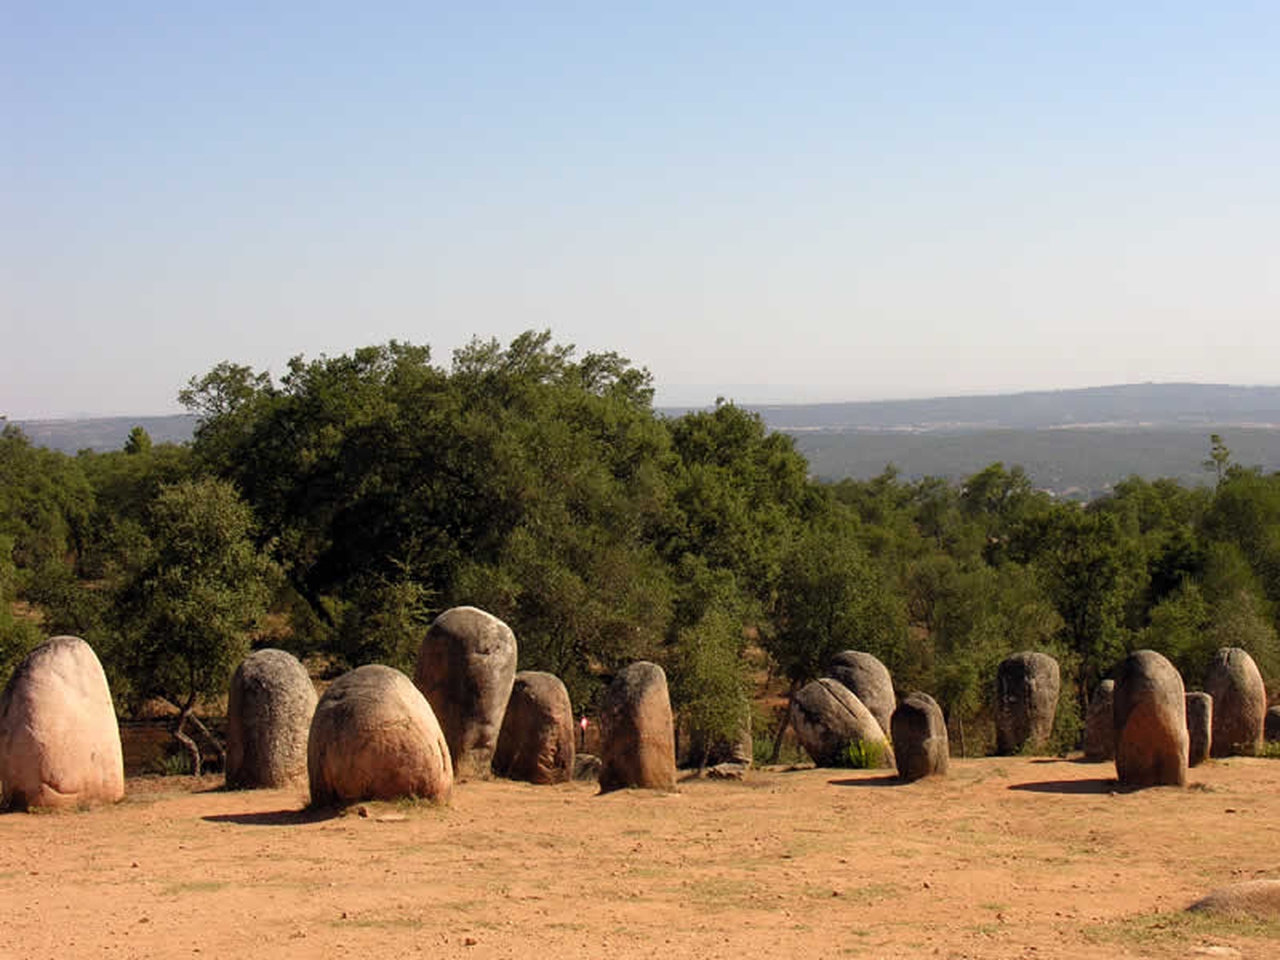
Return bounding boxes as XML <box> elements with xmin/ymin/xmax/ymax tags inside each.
<box><xmin>1083</xmin><ymin>679</ymin><xmax>1116</xmax><ymax>762</ymax></box>
<box><xmin>828</xmin><ymin>650</ymin><xmax>896</xmax><ymax>736</ymax></box>
<box><xmin>1185</xmin><ymin>691</ymin><xmax>1213</xmax><ymax>768</ymax></box>
<box><xmin>414</xmin><ymin>606</ymin><xmax>517</xmax><ymax>779</ymax></box>
<box><xmin>226</xmin><ymin>649</ymin><xmax>318</xmax><ymax>789</ymax></box>
<box><xmin>891</xmin><ymin>692</ymin><xmax>949</xmax><ymax>781</ymax></box>
<box><xmin>995</xmin><ymin>652</ymin><xmax>1060</xmax><ymax>755</ymax></box>
<box><xmin>1114</xmin><ymin>650</ymin><xmax>1188</xmax><ymax>788</ymax></box>
<box><xmin>598</xmin><ymin>662</ymin><xmax>676</xmax><ymax>793</ymax></box>
<box><xmin>1203</xmin><ymin>647</ymin><xmax>1266</xmax><ymax>758</ymax></box>
<box><xmin>0</xmin><ymin>636</ymin><xmax>124</xmax><ymax>810</ymax></box>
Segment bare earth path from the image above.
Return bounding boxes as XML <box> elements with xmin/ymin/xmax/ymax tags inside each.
<box><xmin>3</xmin><ymin>756</ymin><xmax>1279</xmax><ymax>959</ymax></box>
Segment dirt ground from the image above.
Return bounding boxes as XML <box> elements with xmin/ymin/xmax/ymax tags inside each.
<box><xmin>2</xmin><ymin>756</ymin><xmax>1279</xmax><ymax>960</ymax></box>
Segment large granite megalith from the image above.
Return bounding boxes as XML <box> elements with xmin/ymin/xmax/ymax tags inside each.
<box><xmin>0</xmin><ymin>636</ymin><xmax>124</xmax><ymax>810</ymax></box>
<box><xmin>414</xmin><ymin>606</ymin><xmax>517</xmax><ymax>779</ymax></box>
<box><xmin>1114</xmin><ymin>650</ymin><xmax>1188</xmax><ymax>788</ymax></box>
<box><xmin>308</xmin><ymin>664</ymin><xmax>452</xmax><ymax>807</ymax></box>
<box><xmin>995</xmin><ymin>652</ymin><xmax>1060</xmax><ymax>755</ymax></box>
<box><xmin>598</xmin><ymin>661</ymin><xmax>676</xmax><ymax>793</ymax></box>
<box><xmin>226</xmin><ymin>648</ymin><xmax>318</xmax><ymax>789</ymax></box>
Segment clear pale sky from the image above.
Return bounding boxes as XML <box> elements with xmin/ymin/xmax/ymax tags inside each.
<box><xmin>3</xmin><ymin>2</ymin><xmax>1278</xmax><ymax>419</ymax></box>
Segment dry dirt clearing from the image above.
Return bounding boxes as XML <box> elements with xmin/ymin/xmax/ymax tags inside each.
<box><xmin>2</xmin><ymin>756</ymin><xmax>1279</xmax><ymax>960</ymax></box>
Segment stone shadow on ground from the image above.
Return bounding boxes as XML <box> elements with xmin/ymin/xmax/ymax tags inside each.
<box><xmin>202</xmin><ymin>807</ymin><xmax>337</xmax><ymax>826</ymax></box>
<box><xmin>827</xmin><ymin>774</ymin><xmax>902</xmax><ymax>788</ymax></box>
<box><xmin>1007</xmin><ymin>778</ymin><xmax>1116</xmax><ymax>795</ymax></box>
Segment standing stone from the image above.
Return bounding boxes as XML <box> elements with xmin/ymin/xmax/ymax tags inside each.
<box><xmin>828</xmin><ymin>650</ymin><xmax>896</xmax><ymax>736</ymax></box>
<box><xmin>1113</xmin><ymin>650</ymin><xmax>1188</xmax><ymax>788</ymax></box>
<box><xmin>995</xmin><ymin>652</ymin><xmax>1060</xmax><ymax>755</ymax></box>
<box><xmin>1083</xmin><ymin>679</ymin><xmax>1117</xmax><ymax>762</ymax></box>
<box><xmin>1185</xmin><ymin>692</ymin><xmax>1213</xmax><ymax>767</ymax></box>
<box><xmin>0</xmin><ymin>636</ymin><xmax>124</xmax><ymax>810</ymax></box>
<box><xmin>598</xmin><ymin>662</ymin><xmax>676</xmax><ymax>793</ymax></box>
<box><xmin>226</xmin><ymin>649</ymin><xmax>318</xmax><ymax>789</ymax></box>
<box><xmin>891</xmin><ymin>692</ymin><xmax>949</xmax><ymax>781</ymax></box>
<box><xmin>1203</xmin><ymin>647</ymin><xmax>1266</xmax><ymax>757</ymax></box>
<box><xmin>790</xmin><ymin>678</ymin><xmax>894</xmax><ymax>769</ymax></box>
<box><xmin>414</xmin><ymin>606</ymin><xmax>517</xmax><ymax>779</ymax></box>
<box><xmin>308</xmin><ymin>664</ymin><xmax>452</xmax><ymax>807</ymax></box>
<box><xmin>1266</xmin><ymin>705</ymin><xmax>1280</xmax><ymax>744</ymax></box>
<box><xmin>492</xmin><ymin>671</ymin><xmax>575</xmax><ymax>785</ymax></box>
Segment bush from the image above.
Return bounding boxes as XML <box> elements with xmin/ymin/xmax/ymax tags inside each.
<box><xmin>841</xmin><ymin>738</ymin><xmax>887</xmax><ymax>769</ymax></box>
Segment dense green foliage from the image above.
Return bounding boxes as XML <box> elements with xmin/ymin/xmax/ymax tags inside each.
<box><xmin>4</xmin><ymin>337</ymin><xmax>1280</xmax><ymax>764</ymax></box>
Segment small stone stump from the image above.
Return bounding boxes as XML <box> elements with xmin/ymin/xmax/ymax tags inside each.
<box><xmin>891</xmin><ymin>691</ymin><xmax>949</xmax><ymax>781</ymax></box>
<box><xmin>598</xmin><ymin>662</ymin><xmax>676</xmax><ymax>793</ymax></box>
<box><xmin>226</xmin><ymin>649</ymin><xmax>318</xmax><ymax>789</ymax></box>
<box><xmin>1265</xmin><ymin>705</ymin><xmax>1280</xmax><ymax>744</ymax></box>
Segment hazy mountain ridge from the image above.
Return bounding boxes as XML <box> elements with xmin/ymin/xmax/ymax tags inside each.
<box><xmin>10</xmin><ymin>383</ymin><xmax>1280</xmax><ymax>498</ymax></box>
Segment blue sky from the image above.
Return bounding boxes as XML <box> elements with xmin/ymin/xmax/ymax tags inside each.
<box><xmin>3</xmin><ymin>2</ymin><xmax>1278</xmax><ymax>418</ymax></box>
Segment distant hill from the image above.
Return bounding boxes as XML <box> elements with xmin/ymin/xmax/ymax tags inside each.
<box><xmin>8</xmin><ymin>415</ymin><xmax>198</xmax><ymax>454</ymax></box>
<box><xmin>10</xmin><ymin>383</ymin><xmax>1280</xmax><ymax>498</ymax></box>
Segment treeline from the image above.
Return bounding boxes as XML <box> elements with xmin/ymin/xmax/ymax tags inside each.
<box><xmin>3</xmin><ymin>333</ymin><xmax>1279</xmax><ymax>765</ymax></box>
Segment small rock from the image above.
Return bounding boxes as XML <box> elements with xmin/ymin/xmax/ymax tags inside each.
<box><xmin>463</xmin><ymin>936</ymin><xmax>478</xmax><ymax>946</ymax></box>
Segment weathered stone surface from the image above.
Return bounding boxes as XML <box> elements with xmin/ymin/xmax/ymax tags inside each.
<box><xmin>828</xmin><ymin>650</ymin><xmax>896</xmax><ymax>736</ymax></box>
<box><xmin>573</xmin><ymin>753</ymin><xmax>602</xmax><ymax>782</ymax></box>
<box><xmin>1113</xmin><ymin>650</ymin><xmax>1188</xmax><ymax>788</ymax></box>
<box><xmin>492</xmin><ymin>671</ymin><xmax>575</xmax><ymax>785</ymax></box>
<box><xmin>705</xmin><ymin>762</ymin><xmax>747</xmax><ymax>781</ymax></box>
<box><xmin>414</xmin><ymin>606</ymin><xmax>517</xmax><ymax>779</ymax></box>
<box><xmin>1185</xmin><ymin>691</ymin><xmax>1213</xmax><ymax>768</ymax></box>
<box><xmin>891</xmin><ymin>691</ymin><xmax>948</xmax><ymax>782</ymax></box>
<box><xmin>995</xmin><ymin>652</ymin><xmax>1060</xmax><ymax>755</ymax></box>
<box><xmin>1203</xmin><ymin>647</ymin><xmax>1266</xmax><ymax>758</ymax></box>
<box><xmin>0</xmin><ymin>636</ymin><xmax>125</xmax><ymax>810</ymax></box>
<box><xmin>791</xmin><ymin>678</ymin><xmax>894</xmax><ymax>769</ymax></box>
<box><xmin>226</xmin><ymin>649</ymin><xmax>317</xmax><ymax>790</ymax></box>
<box><xmin>598</xmin><ymin>662</ymin><xmax>676</xmax><ymax>793</ymax></box>
<box><xmin>1266</xmin><ymin>705</ymin><xmax>1280</xmax><ymax>743</ymax></box>
<box><xmin>308</xmin><ymin>664</ymin><xmax>452</xmax><ymax>807</ymax></box>
<box><xmin>1083</xmin><ymin>679</ymin><xmax>1116</xmax><ymax>762</ymax></box>
<box><xmin>1188</xmin><ymin>879</ymin><xmax>1280</xmax><ymax>920</ymax></box>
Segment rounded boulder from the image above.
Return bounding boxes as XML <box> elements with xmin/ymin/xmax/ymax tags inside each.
<box><xmin>828</xmin><ymin>650</ymin><xmax>896</xmax><ymax>736</ymax></box>
<box><xmin>1203</xmin><ymin>647</ymin><xmax>1266</xmax><ymax>757</ymax></box>
<box><xmin>1113</xmin><ymin>649</ymin><xmax>1188</xmax><ymax>788</ymax></box>
<box><xmin>0</xmin><ymin>636</ymin><xmax>124</xmax><ymax>810</ymax></box>
<box><xmin>1083</xmin><ymin>679</ymin><xmax>1116</xmax><ymax>762</ymax></box>
<box><xmin>1185</xmin><ymin>691</ymin><xmax>1213</xmax><ymax>768</ymax></box>
<box><xmin>891</xmin><ymin>691</ymin><xmax>949</xmax><ymax>781</ymax></box>
<box><xmin>598</xmin><ymin>661</ymin><xmax>676</xmax><ymax>793</ymax></box>
<box><xmin>995</xmin><ymin>652</ymin><xmax>1060</xmax><ymax>755</ymax></box>
<box><xmin>492</xmin><ymin>671</ymin><xmax>575</xmax><ymax>785</ymax></box>
<box><xmin>791</xmin><ymin>678</ymin><xmax>893</xmax><ymax>769</ymax></box>
<box><xmin>226</xmin><ymin>649</ymin><xmax>318</xmax><ymax>789</ymax></box>
<box><xmin>308</xmin><ymin>664</ymin><xmax>452</xmax><ymax>807</ymax></box>
<box><xmin>414</xmin><ymin>606</ymin><xmax>517</xmax><ymax>779</ymax></box>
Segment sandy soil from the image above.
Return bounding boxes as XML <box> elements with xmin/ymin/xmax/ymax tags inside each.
<box><xmin>2</xmin><ymin>756</ymin><xmax>1279</xmax><ymax>960</ymax></box>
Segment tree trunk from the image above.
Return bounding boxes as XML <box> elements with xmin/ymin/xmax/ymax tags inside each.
<box><xmin>173</xmin><ymin>705</ymin><xmax>202</xmax><ymax>776</ymax></box>
<box><xmin>769</xmin><ymin>680</ymin><xmax>801</xmax><ymax>764</ymax></box>
<box><xmin>187</xmin><ymin>713</ymin><xmax>227</xmax><ymax>771</ymax></box>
